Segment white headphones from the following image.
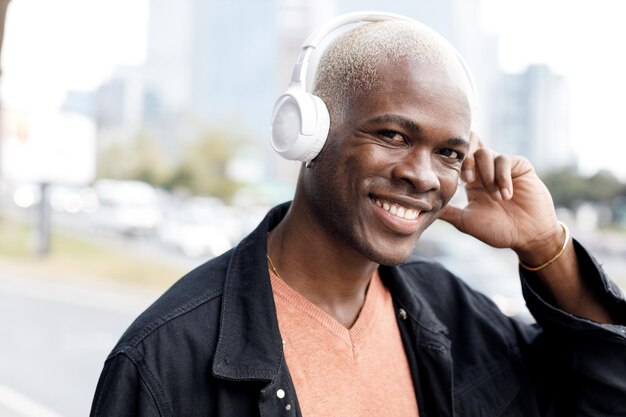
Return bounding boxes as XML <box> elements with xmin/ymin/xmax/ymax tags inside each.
<box><xmin>269</xmin><ymin>11</ymin><xmax>476</xmax><ymax>163</ymax></box>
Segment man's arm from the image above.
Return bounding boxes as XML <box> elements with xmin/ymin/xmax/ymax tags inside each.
<box><xmin>439</xmin><ymin>132</ymin><xmax>614</xmax><ymax>323</ymax></box>
<box><xmin>516</xmin><ymin>227</ymin><xmax>613</xmax><ymax>323</ymax></box>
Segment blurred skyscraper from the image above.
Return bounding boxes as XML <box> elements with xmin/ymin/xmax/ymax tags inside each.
<box><xmin>144</xmin><ymin>0</ymin><xmax>279</xmax><ymax>139</ymax></box>
<box><xmin>64</xmin><ymin>67</ymin><xmax>144</xmax><ymax>152</ymax></box>
<box><xmin>491</xmin><ymin>65</ymin><xmax>574</xmax><ymax>173</ymax></box>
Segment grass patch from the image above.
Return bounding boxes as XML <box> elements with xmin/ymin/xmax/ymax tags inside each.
<box><xmin>0</xmin><ymin>218</ymin><xmax>32</xmax><ymax>259</ymax></box>
<box><xmin>0</xmin><ymin>217</ymin><xmax>186</xmax><ymax>289</ymax></box>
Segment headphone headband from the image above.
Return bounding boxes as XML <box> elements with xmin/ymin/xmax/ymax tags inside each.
<box><xmin>290</xmin><ymin>11</ymin><xmax>413</xmax><ymax>90</ymax></box>
<box><xmin>271</xmin><ymin>11</ymin><xmax>478</xmax><ymax>163</ymax></box>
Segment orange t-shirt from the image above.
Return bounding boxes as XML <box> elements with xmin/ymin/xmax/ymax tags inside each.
<box><xmin>270</xmin><ymin>268</ymin><xmax>419</xmax><ymax>416</ymax></box>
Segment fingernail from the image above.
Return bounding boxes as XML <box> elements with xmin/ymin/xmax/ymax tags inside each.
<box><xmin>465</xmin><ymin>169</ymin><xmax>475</xmax><ymax>183</ymax></box>
<box><xmin>501</xmin><ymin>188</ymin><xmax>512</xmax><ymax>200</ymax></box>
<box><xmin>491</xmin><ymin>190</ymin><xmax>502</xmax><ymax>201</ymax></box>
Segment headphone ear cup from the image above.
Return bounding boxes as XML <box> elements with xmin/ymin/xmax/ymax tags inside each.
<box><xmin>304</xmin><ymin>95</ymin><xmax>330</xmax><ymax>161</ymax></box>
<box><xmin>270</xmin><ymin>88</ymin><xmax>330</xmax><ymax>162</ymax></box>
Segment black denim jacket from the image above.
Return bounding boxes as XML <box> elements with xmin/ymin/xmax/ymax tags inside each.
<box><xmin>90</xmin><ymin>203</ymin><xmax>626</xmax><ymax>417</ymax></box>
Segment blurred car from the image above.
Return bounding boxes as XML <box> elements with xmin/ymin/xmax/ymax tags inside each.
<box><xmin>159</xmin><ymin>197</ymin><xmax>241</xmax><ymax>258</ymax></box>
<box><xmin>92</xmin><ymin>179</ymin><xmax>163</xmax><ymax>236</ymax></box>
<box><xmin>10</xmin><ymin>182</ymin><xmax>98</xmax><ymax>214</ymax></box>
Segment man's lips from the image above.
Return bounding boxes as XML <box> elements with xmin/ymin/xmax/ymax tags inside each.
<box><xmin>369</xmin><ymin>195</ymin><xmax>431</xmax><ymax>234</ymax></box>
<box><xmin>372</xmin><ymin>197</ymin><xmax>421</xmax><ymax>220</ymax></box>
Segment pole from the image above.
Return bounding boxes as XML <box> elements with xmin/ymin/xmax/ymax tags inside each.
<box><xmin>35</xmin><ymin>182</ymin><xmax>50</xmax><ymax>257</ymax></box>
<box><xmin>0</xmin><ymin>0</ymin><xmax>10</xmax><ymax>55</ymax></box>
<box><xmin>0</xmin><ymin>0</ymin><xmax>11</xmax><ymax>181</ymax></box>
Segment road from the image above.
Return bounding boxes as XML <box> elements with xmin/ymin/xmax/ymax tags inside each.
<box><xmin>0</xmin><ymin>272</ymin><xmax>159</xmax><ymax>417</ymax></box>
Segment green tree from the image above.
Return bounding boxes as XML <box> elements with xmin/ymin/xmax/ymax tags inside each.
<box><xmin>541</xmin><ymin>167</ymin><xmax>586</xmax><ymax>208</ymax></box>
<box><xmin>96</xmin><ymin>128</ymin><xmax>248</xmax><ymax>201</ymax></box>
<box><xmin>168</xmin><ymin>129</ymin><xmax>244</xmax><ymax>200</ymax></box>
<box><xmin>97</xmin><ymin>131</ymin><xmax>172</xmax><ymax>186</ymax></box>
<box><xmin>541</xmin><ymin>167</ymin><xmax>625</xmax><ymax>209</ymax></box>
<box><xmin>585</xmin><ymin>170</ymin><xmax>623</xmax><ymax>203</ymax></box>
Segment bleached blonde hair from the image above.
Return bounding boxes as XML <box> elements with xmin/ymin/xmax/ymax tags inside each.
<box><xmin>312</xmin><ymin>20</ymin><xmax>474</xmax><ymax>124</ymax></box>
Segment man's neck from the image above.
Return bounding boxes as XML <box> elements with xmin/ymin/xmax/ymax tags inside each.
<box><xmin>267</xmin><ymin>203</ymin><xmax>378</xmax><ymax>328</ymax></box>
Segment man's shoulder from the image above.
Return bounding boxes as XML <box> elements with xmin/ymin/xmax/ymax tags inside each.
<box><xmin>394</xmin><ymin>254</ymin><xmax>465</xmax><ymax>291</ymax></box>
<box><xmin>391</xmin><ymin>255</ymin><xmax>510</xmax><ymax>325</ymax></box>
<box><xmin>109</xmin><ymin>249</ymin><xmax>233</xmax><ymax>357</ymax></box>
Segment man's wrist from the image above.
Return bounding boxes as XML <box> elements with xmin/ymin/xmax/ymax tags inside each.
<box><xmin>515</xmin><ymin>222</ymin><xmax>569</xmax><ymax>270</ymax></box>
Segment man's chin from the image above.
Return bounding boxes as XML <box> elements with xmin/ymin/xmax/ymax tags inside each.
<box><xmin>372</xmin><ymin>253</ymin><xmax>413</xmax><ymax>267</ymax></box>
<box><xmin>362</xmin><ymin>240</ymin><xmax>419</xmax><ymax>266</ymax></box>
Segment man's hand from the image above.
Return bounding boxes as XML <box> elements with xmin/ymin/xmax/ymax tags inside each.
<box><xmin>439</xmin><ymin>132</ymin><xmax>563</xmax><ymax>263</ymax></box>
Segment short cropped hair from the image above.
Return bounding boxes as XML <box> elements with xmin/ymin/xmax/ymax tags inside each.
<box><xmin>312</xmin><ymin>20</ymin><xmax>474</xmax><ymax>124</ymax></box>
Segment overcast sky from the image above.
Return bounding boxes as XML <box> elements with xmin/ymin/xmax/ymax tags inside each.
<box><xmin>483</xmin><ymin>0</ymin><xmax>626</xmax><ymax>178</ymax></box>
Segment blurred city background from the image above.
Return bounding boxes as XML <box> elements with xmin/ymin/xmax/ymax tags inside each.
<box><xmin>0</xmin><ymin>0</ymin><xmax>625</xmax><ymax>416</ymax></box>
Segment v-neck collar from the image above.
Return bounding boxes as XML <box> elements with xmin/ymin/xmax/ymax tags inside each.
<box><xmin>269</xmin><ymin>267</ymin><xmax>384</xmax><ymax>354</ymax></box>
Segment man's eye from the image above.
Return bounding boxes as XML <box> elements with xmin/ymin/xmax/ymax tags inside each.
<box><xmin>379</xmin><ymin>130</ymin><xmax>405</xmax><ymax>143</ymax></box>
<box><xmin>440</xmin><ymin>148</ymin><xmax>464</xmax><ymax>162</ymax></box>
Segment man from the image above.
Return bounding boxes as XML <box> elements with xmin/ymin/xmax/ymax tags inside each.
<box><xmin>90</xmin><ymin>15</ymin><xmax>625</xmax><ymax>417</ymax></box>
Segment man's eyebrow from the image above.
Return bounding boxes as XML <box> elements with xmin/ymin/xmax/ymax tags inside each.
<box><xmin>365</xmin><ymin>114</ymin><xmax>470</xmax><ymax>149</ymax></box>
<box><xmin>444</xmin><ymin>137</ymin><xmax>471</xmax><ymax>150</ymax></box>
<box><xmin>364</xmin><ymin>114</ymin><xmax>422</xmax><ymax>134</ymax></box>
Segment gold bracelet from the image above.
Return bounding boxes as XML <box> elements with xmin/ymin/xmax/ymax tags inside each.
<box><xmin>519</xmin><ymin>221</ymin><xmax>570</xmax><ymax>272</ymax></box>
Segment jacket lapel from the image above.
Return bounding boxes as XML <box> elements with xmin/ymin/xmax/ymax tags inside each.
<box><xmin>381</xmin><ymin>265</ymin><xmax>456</xmax><ymax>417</ymax></box>
<box><xmin>212</xmin><ymin>203</ymin><xmax>291</xmax><ymax>382</ymax></box>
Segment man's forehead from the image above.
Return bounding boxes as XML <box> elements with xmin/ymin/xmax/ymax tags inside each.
<box><xmin>367</xmin><ymin>62</ymin><xmax>468</xmax><ymax>128</ymax></box>
<box><xmin>345</xmin><ymin>59</ymin><xmax>472</xmax><ymax>116</ymax></box>
<box><xmin>372</xmin><ymin>58</ymin><xmax>473</xmax><ymax>101</ymax></box>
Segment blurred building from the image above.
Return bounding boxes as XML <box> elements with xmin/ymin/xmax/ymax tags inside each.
<box><xmin>144</xmin><ymin>0</ymin><xmax>279</xmax><ymax>138</ymax></box>
<box><xmin>491</xmin><ymin>64</ymin><xmax>574</xmax><ymax>173</ymax></box>
<box><xmin>97</xmin><ymin>67</ymin><xmax>144</xmax><ymax>141</ymax></box>
<box><xmin>64</xmin><ymin>67</ymin><xmax>144</xmax><ymax>152</ymax></box>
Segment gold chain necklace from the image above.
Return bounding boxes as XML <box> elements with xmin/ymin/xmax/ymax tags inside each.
<box><xmin>267</xmin><ymin>254</ymin><xmax>281</xmax><ymax>278</ymax></box>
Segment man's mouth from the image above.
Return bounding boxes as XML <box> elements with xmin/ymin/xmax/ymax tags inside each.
<box><xmin>372</xmin><ymin>198</ymin><xmax>421</xmax><ymax>220</ymax></box>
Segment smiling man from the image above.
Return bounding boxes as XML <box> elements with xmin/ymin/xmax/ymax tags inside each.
<box><xmin>91</xmin><ymin>14</ymin><xmax>626</xmax><ymax>417</ymax></box>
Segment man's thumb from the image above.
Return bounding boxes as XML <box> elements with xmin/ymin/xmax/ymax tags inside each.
<box><xmin>438</xmin><ymin>204</ymin><xmax>465</xmax><ymax>232</ymax></box>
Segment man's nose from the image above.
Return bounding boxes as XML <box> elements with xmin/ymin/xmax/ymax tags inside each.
<box><xmin>391</xmin><ymin>149</ymin><xmax>441</xmax><ymax>193</ymax></box>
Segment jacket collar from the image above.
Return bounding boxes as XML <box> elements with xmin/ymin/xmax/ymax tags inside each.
<box><xmin>380</xmin><ymin>264</ymin><xmax>449</xmax><ymax>335</ymax></box>
<box><xmin>212</xmin><ymin>202</ymin><xmax>290</xmax><ymax>382</ymax></box>
<box><xmin>212</xmin><ymin>202</ymin><xmax>450</xmax><ymax>381</ymax></box>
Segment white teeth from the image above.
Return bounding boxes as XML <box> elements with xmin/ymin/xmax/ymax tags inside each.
<box><xmin>375</xmin><ymin>198</ymin><xmax>421</xmax><ymax>220</ymax></box>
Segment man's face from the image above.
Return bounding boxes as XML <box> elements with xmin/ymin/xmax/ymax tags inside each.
<box><xmin>304</xmin><ymin>59</ymin><xmax>472</xmax><ymax>266</ymax></box>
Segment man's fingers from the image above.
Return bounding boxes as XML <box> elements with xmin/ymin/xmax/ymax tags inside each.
<box><xmin>462</xmin><ymin>132</ymin><xmax>484</xmax><ymax>183</ymax></box>
<box><xmin>494</xmin><ymin>155</ymin><xmax>513</xmax><ymax>200</ymax></box>
<box><xmin>475</xmin><ymin>149</ymin><xmax>500</xmax><ymax>200</ymax></box>
<box><xmin>461</xmin><ymin>132</ymin><xmax>483</xmax><ymax>184</ymax></box>
<box><xmin>461</xmin><ymin>155</ymin><xmax>476</xmax><ymax>183</ymax></box>
<box><xmin>465</xmin><ymin>133</ymin><xmax>514</xmax><ymax>201</ymax></box>
<box><xmin>473</xmin><ymin>149</ymin><xmax>515</xmax><ymax>201</ymax></box>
